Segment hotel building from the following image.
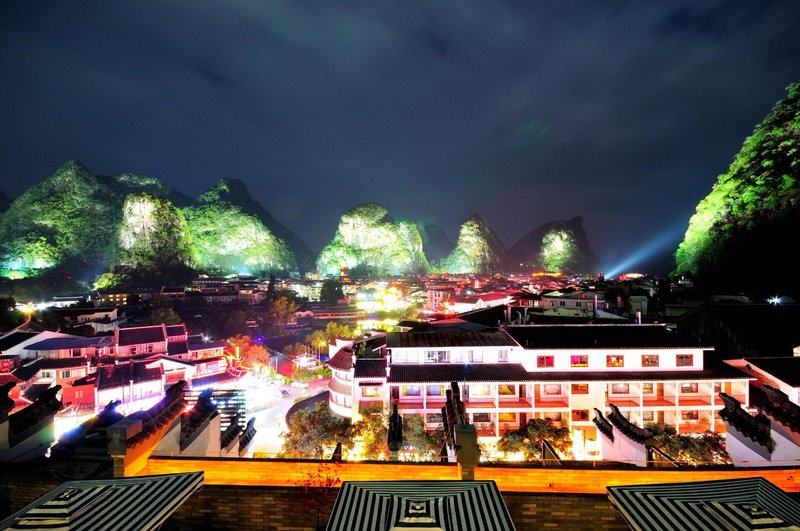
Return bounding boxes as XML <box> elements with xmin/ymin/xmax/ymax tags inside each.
<box><xmin>328</xmin><ymin>324</ymin><xmax>752</xmax><ymax>459</ymax></box>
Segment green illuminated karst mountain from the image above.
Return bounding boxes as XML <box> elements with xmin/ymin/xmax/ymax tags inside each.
<box><xmin>184</xmin><ymin>179</ymin><xmax>296</xmax><ymax>274</ymax></box>
<box><xmin>674</xmin><ymin>82</ymin><xmax>800</xmax><ymax>294</ymax></box>
<box><xmin>117</xmin><ymin>193</ymin><xmax>192</xmax><ymax>269</ymax></box>
<box><xmin>0</xmin><ymin>162</ymin><xmax>305</xmax><ymax>283</ymax></box>
<box><xmin>0</xmin><ymin>160</ymin><xmax>187</xmax><ymax>279</ymax></box>
<box><xmin>317</xmin><ymin>203</ymin><xmax>429</xmax><ymax>277</ymax></box>
<box><xmin>507</xmin><ymin>217</ymin><xmax>598</xmax><ymax>273</ymax></box>
<box><xmin>190</xmin><ymin>178</ymin><xmax>312</xmax><ymax>271</ymax></box>
<box><xmin>441</xmin><ymin>213</ymin><xmax>506</xmax><ymax>274</ymax></box>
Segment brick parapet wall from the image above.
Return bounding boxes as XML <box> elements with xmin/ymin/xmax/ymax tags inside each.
<box><xmin>158</xmin><ymin>485</ymin><xmax>628</xmax><ymax>531</ymax></box>
<box><xmin>141</xmin><ymin>456</ymin><xmax>800</xmax><ymax>493</ymax></box>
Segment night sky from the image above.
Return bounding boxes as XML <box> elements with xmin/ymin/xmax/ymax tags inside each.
<box><xmin>2</xmin><ymin>2</ymin><xmax>799</xmax><ymax>276</ymax></box>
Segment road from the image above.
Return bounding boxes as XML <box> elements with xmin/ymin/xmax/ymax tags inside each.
<box><xmin>248</xmin><ymin>376</ymin><xmax>331</xmax><ymax>457</ymax></box>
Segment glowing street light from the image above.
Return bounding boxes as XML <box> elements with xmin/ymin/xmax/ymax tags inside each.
<box><xmin>768</xmin><ymin>295</ymin><xmax>781</xmax><ymax>305</ymax></box>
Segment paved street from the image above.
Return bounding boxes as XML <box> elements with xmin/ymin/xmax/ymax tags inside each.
<box><xmin>248</xmin><ymin>376</ymin><xmax>331</xmax><ymax>457</ymax></box>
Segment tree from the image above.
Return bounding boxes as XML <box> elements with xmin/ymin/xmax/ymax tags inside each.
<box><xmin>293</xmin><ymin>463</ymin><xmax>341</xmax><ymax>531</ymax></box>
<box><xmin>319</xmin><ymin>279</ymin><xmax>344</xmax><ymax>304</ymax></box>
<box><xmin>280</xmin><ymin>402</ymin><xmax>354</xmax><ymax>458</ymax></box>
<box><xmin>323</xmin><ymin>321</ymin><xmax>358</xmax><ymax>343</ymax></box>
<box><xmin>148</xmin><ymin>306</ymin><xmax>181</xmax><ymax>325</ymax></box>
<box><xmin>228</xmin><ymin>334</ymin><xmax>271</xmax><ymax>368</ymax></box>
<box><xmin>292</xmin><ymin>366</ymin><xmax>314</xmax><ymax>384</ymax></box>
<box><xmin>353</xmin><ymin>403</ymin><xmax>389</xmax><ymax>460</ymax></box>
<box><xmin>268</xmin><ymin>295</ymin><xmax>298</xmax><ymax>326</ymax></box>
<box><xmin>401</xmin><ymin>414</ymin><xmax>445</xmax><ymax>461</ymax></box>
<box><xmin>497</xmin><ymin>418</ymin><xmax>572</xmax><ymax>460</ymax></box>
<box><xmin>649</xmin><ymin>423</ymin><xmax>730</xmax><ymax>465</ymax></box>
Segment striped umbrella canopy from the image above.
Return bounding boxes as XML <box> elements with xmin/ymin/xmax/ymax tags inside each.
<box><xmin>326</xmin><ymin>480</ymin><xmax>515</xmax><ymax>531</ymax></box>
<box><xmin>0</xmin><ymin>472</ymin><xmax>203</xmax><ymax>531</ymax></box>
<box><xmin>607</xmin><ymin>477</ymin><xmax>800</xmax><ymax>531</ymax></box>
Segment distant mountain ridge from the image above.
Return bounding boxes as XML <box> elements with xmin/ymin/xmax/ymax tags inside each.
<box><xmin>0</xmin><ymin>160</ymin><xmax>606</xmax><ymax>282</ymax></box>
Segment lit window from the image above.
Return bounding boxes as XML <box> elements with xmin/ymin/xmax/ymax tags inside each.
<box><xmin>469</xmin><ymin>350</ymin><xmax>483</xmax><ymax>363</ymax></box>
<box><xmin>427</xmin><ymin>413</ymin><xmax>442</xmax><ymax>424</ymax></box>
<box><xmin>677</xmin><ymin>354</ymin><xmax>694</xmax><ymax>367</ymax></box>
<box><xmin>572</xmin><ymin>410</ymin><xmax>590</xmax><ymax>421</ymax></box>
<box><xmin>680</xmin><ymin>382</ymin><xmax>698</xmax><ymax>393</ymax></box>
<box><xmin>642</xmin><ymin>411</ymin><xmax>654</xmax><ymax>422</ymax></box>
<box><xmin>571</xmin><ymin>355</ymin><xmax>588</xmax><ymax>367</ymax></box>
<box><xmin>537</xmin><ymin>356</ymin><xmax>554</xmax><ymax>368</ymax></box>
<box><xmin>498</xmin><ymin>384</ymin><xmax>516</xmax><ymax>396</ymax></box>
<box><xmin>469</xmin><ymin>384</ymin><xmax>491</xmax><ymax>397</ymax></box>
<box><xmin>402</xmin><ymin>386</ymin><xmax>421</xmax><ymax>397</ymax></box>
<box><xmin>641</xmin><ymin>383</ymin><xmax>655</xmax><ymax>394</ymax></box>
<box><xmin>426</xmin><ymin>385</ymin><xmax>445</xmax><ymax>396</ymax></box>
<box><xmin>361</xmin><ymin>386</ymin><xmax>380</xmax><ymax>398</ymax></box>
<box><xmin>472</xmin><ymin>412</ymin><xmax>491</xmax><ymax>423</ymax></box>
<box><xmin>498</xmin><ymin>412</ymin><xmax>516</xmax><ymax>423</ymax></box>
<box><xmin>611</xmin><ymin>383</ymin><xmax>630</xmax><ymax>394</ymax></box>
<box><xmin>498</xmin><ymin>350</ymin><xmax>508</xmax><ymax>363</ymax></box>
<box><xmin>544</xmin><ymin>412</ymin><xmax>561</xmax><ymax>421</ymax></box>
<box><xmin>543</xmin><ymin>384</ymin><xmax>562</xmax><ymax>396</ymax></box>
<box><xmin>606</xmin><ymin>355</ymin><xmax>624</xmax><ymax>368</ymax></box>
<box><xmin>571</xmin><ymin>384</ymin><xmax>589</xmax><ymax>394</ymax></box>
<box><xmin>681</xmin><ymin>410</ymin><xmax>699</xmax><ymax>421</ymax></box>
<box><xmin>641</xmin><ymin>354</ymin><xmax>659</xmax><ymax>367</ymax></box>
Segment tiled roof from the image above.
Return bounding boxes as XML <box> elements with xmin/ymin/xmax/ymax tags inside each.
<box><xmin>25</xmin><ymin>336</ymin><xmax>110</xmax><ymax>351</ymax></box>
<box><xmin>188</xmin><ymin>340</ymin><xmax>227</xmax><ymax>351</ymax></box>
<box><xmin>96</xmin><ymin>362</ymin><xmax>162</xmax><ymax>390</ymax></box>
<box><xmin>166</xmin><ymin>325</ymin><xmax>187</xmax><ymax>337</ymax></box>
<box><xmin>719</xmin><ymin>392</ymin><xmax>773</xmax><ymax>450</ymax></box>
<box><xmin>117</xmin><ymin>325</ymin><xmax>166</xmax><ymax>346</ymax></box>
<box><xmin>530</xmin><ymin>363</ymin><xmax>749</xmax><ymax>382</ymax></box>
<box><xmin>387</xmin><ymin>363</ymin><xmax>532</xmax><ymax>384</ymax></box>
<box><xmin>607</xmin><ymin>403</ymin><xmax>652</xmax><ymax>444</ymax></box>
<box><xmin>23</xmin><ymin>383</ymin><xmax>53</xmax><ymax>402</ymax></box>
<box><xmin>0</xmin><ymin>331</ymin><xmax>39</xmax><ymax>351</ymax></box>
<box><xmin>167</xmin><ymin>341</ymin><xmax>189</xmax><ymax>356</ymax></box>
<box><xmin>11</xmin><ymin>359</ymin><xmax>42</xmax><ymax>382</ymax></box>
<box><xmin>190</xmin><ymin>371</ymin><xmax>236</xmax><ymax>388</ymax></box>
<box><xmin>745</xmin><ymin>357</ymin><xmax>800</xmax><ymax>387</ymax></box>
<box><xmin>386</xmin><ymin>330</ymin><xmax>516</xmax><ymax>349</ymax></box>
<box><xmin>38</xmin><ymin>357</ymin><xmax>88</xmax><ymax>369</ymax></box>
<box><xmin>354</xmin><ymin>358</ymin><xmax>387</xmax><ymax>378</ymax></box>
<box><xmin>756</xmin><ymin>385</ymin><xmax>800</xmax><ymax>435</ymax></box>
<box><xmin>506</xmin><ymin>324</ymin><xmax>708</xmax><ymax>350</ymax></box>
<box><xmin>328</xmin><ymin>349</ymin><xmax>354</xmax><ymax>371</ymax></box>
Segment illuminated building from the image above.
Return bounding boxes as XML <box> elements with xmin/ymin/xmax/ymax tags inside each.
<box><xmin>328</xmin><ymin>324</ymin><xmax>751</xmax><ymax>460</ymax></box>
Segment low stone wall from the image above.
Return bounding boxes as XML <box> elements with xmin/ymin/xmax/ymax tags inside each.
<box><xmin>158</xmin><ymin>485</ymin><xmax>628</xmax><ymax>531</ymax></box>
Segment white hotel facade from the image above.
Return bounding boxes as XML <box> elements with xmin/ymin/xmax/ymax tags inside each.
<box><xmin>328</xmin><ymin>324</ymin><xmax>752</xmax><ymax>459</ymax></box>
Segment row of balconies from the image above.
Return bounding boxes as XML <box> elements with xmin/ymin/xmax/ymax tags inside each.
<box><xmin>389</xmin><ymin>392</ymin><xmax>748</xmax><ymax>411</ymax></box>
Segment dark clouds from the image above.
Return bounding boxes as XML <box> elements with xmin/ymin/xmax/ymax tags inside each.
<box><xmin>1</xmin><ymin>1</ymin><xmax>799</xmax><ymax>275</ymax></box>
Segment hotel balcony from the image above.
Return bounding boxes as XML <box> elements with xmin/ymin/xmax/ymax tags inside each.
<box><xmin>606</xmin><ymin>395</ymin><xmax>641</xmax><ymax>408</ymax></box>
<box><xmin>534</xmin><ymin>398</ymin><xmax>570</xmax><ymax>409</ymax></box>
<box><xmin>642</xmin><ymin>395</ymin><xmax>676</xmax><ymax>407</ymax></box>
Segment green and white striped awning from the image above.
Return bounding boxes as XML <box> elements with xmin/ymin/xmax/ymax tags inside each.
<box><xmin>607</xmin><ymin>477</ymin><xmax>800</xmax><ymax>531</ymax></box>
<box><xmin>326</xmin><ymin>480</ymin><xmax>515</xmax><ymax>531</ymax></box>
<box><xmin>0</xmin><ymin>472</ymin><xmax>203</xmax><ymax>531</ymax></box>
